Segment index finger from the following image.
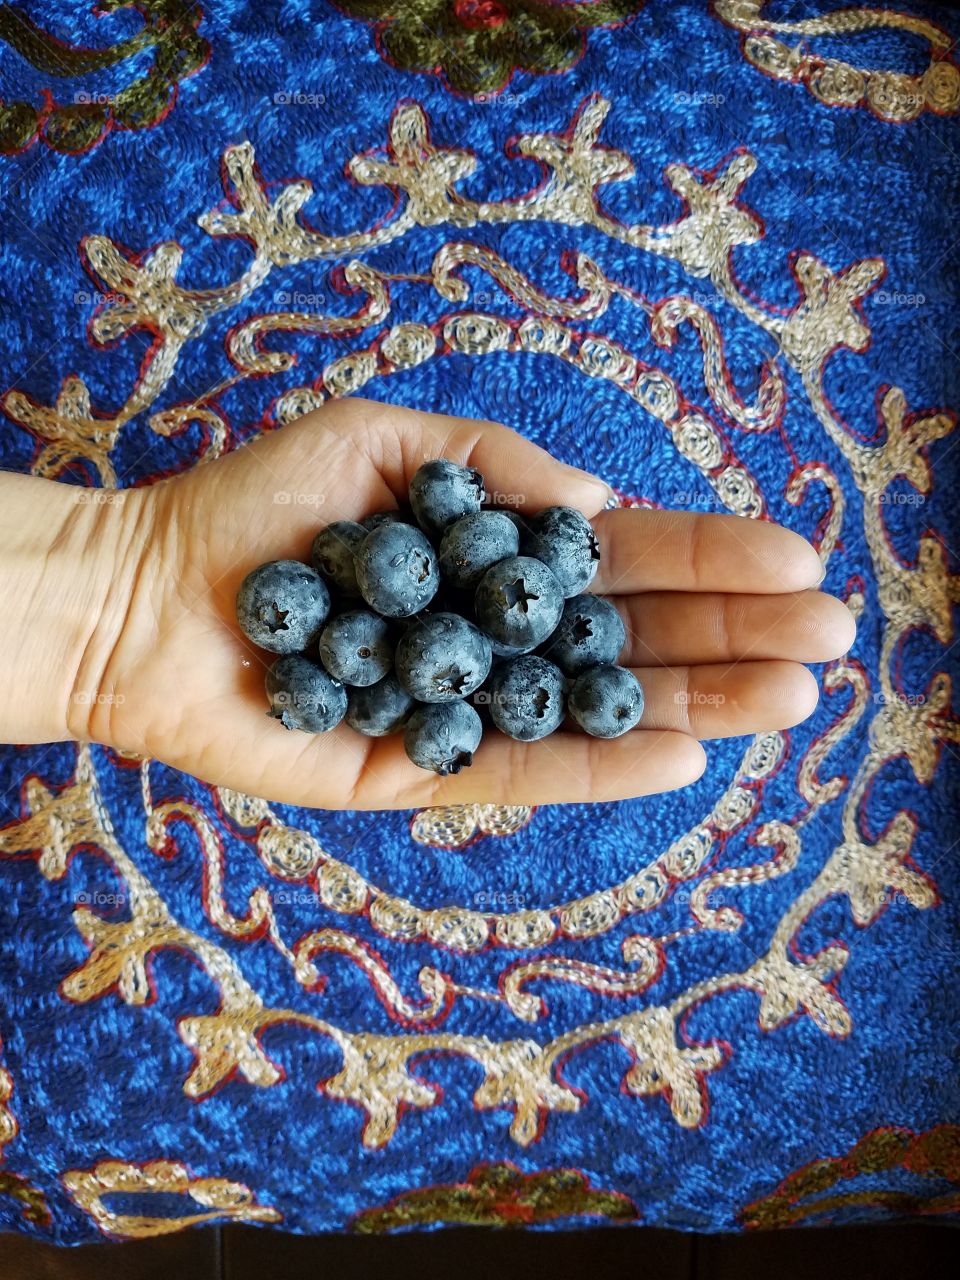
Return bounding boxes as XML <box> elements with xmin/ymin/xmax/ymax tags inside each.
<box><xmin>592</xmin><ymin>509</ymin><xmax>823</xmax><ymax>595</ymax></box>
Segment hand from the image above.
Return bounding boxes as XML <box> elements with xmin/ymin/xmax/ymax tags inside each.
<box><xmin>15</xmin><ymin>400</ymin><xmax>855</xmax><ymax>809</ymax></box>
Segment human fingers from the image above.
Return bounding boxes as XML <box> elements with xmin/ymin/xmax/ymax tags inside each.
<box><xmin>615</xmin><ymin>588</ymin><xmax>855</xmax><ymax>666</ymax></box>
<box><xmin>633</xmin><ymin>660</ymin><xmax>819</xmax><ymax>737</ymax></box>
<box><xmin>592</xmin><ymin>508</ymin><xmax>823</xmax><ymax>595</ymax></box>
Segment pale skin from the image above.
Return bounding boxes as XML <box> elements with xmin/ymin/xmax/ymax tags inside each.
<box><xmin>2</xmin><ymin>399</ymin><xmax>856</xmax><ymax>808</ymax></box>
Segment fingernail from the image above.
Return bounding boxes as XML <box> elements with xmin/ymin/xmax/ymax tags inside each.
<box><xmin>582</xmin><ymin>469</ymin><xmax>616</xmax><ymax>505</ymax></box>
<box><xmin>561</xmin><ymin>463</ymin><xmax>610</xmax><ymax>503</ymax></box>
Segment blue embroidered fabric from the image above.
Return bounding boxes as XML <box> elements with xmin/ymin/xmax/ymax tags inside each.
<box><xmin>0</xmin><ymin>0</ymin><xmax>958</xmax><ymax>1241</ymax></box>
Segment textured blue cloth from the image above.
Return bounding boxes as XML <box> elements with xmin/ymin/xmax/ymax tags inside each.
<box><xmin>1</xmin><ymin>0</ymin><xmax>959</xmax><ymax>1242</ymax></box>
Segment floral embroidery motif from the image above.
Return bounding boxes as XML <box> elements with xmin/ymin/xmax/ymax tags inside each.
<box><xmin>352</xmin><ymin>1162</ymin><xmax>637</xmax><ymax>1231</ymax></box>
<box><xmin>334</xmin><ymin>0</ymin><xmax>644</xmax><ymax>95</ymax></box>
<box><xmin>0</xmin><ymin>1047</ymin><xmax>50</xmax><ymax>1227</ymax></box>
<box><xmin>713</xmin><ymin>1</ymin><xmax>960</xmax><ymax>121</ymax></box>
<box><xmin>0</xmin><ymin>1170</ymin><xmax>50</xmax><ymax>1229</ymax></box>
<box><xmin>410</xmin><ymin>802</ymin><xmax>534</xmax><ymax>847</ymax></box>
<box><xmin>0</xmin><ymin>1</ymin><xmax>209</xmax><ymax>155</ymax></box>
<box><xmin>63</xmin><ymin>1160</ymin><xmax>281</xmax><ymax>1238</ymax></box>
<box><xmin>0</xmin><ymin>1062</ymin><xmax>15</xmax><ymax>1159</ymax></box>
<box><xmin>621</xmin><ymin>1007</ymin><xmax>725</xmax><ymax>1128</ymax></box>
<box><xmin>740</xmin><ymin>1126</ymin><xmax>960</xmax><ymax>1228</ymax></box>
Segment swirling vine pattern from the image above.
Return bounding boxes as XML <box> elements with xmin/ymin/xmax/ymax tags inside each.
<box><xmin>0</xmin><ymin>0</ymin><xmax>957</xmax><ymax>1240</ymax></box>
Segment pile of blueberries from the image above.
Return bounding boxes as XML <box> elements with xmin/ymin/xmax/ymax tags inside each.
<box><xmin>236</xmin><ymin>460</ymin><xmax>643</xmax><ymax>775</ymax></box>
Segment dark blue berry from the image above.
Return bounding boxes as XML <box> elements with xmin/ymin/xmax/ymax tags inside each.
<box><xmin>474</xmin><ymin>555</ymin><xmax>564</xmax><ymax>650</ymax></box>
<box><xmin>311</xmin><ymin>521</ymin><xmax>366</xmax><ymax>596</ymax></box>
<box><xmin>362</xmin><ymin>510</ymin><xmax>405</xmax><ymax>532</ymax></box>
<box><xmin>404</xmin><ymin>701</ymin><xmax>483</xmax><ymax>774</ymax></box>
<box><xmin>568</xmin><ymin>665</ymin><xmax>644</xmax><ymax>738</ymax></box>
<box><xmin>356</xmin><ymin>522</ymin><xmax>440</xmax><ymax>618</ymax></box>
<box><xmin>346</xmin><ymin>674</ymin><xmax>415</xmax><ymax>737</ymax></box>
<box><xmin>236</xmin><ymin>560</ymin><xmax>330</xmax><ymax>654</ymax></box>
<box><xmin>498</xmin><ymin>508</ymin><xmax>531</xmax><ymax>538</ymax></box>
<box><xmin>439</xmin><ymin>510</ymin><xmax>520</xmax><ymax>589</ymax></box>
<box><xmin>395</xmin><ymin>612</ymin><xmax>492</xmax><ymax>702</ymax></box>
<box><xmin>488</xmin><ymin>635</ymin><xmax>538</xmax><ymax>659</ymax></box>
<box><xmin>409</xmin><ymin>459</ymin><xmax>485</xmax><ymax>539</ymax></box>
<box><xmin>318</xmin><ymin>610</ymin><xmax>393</xmax><ymax>686</ymax></box>
<box><xmin>542</xmin><ymin>594</ymin><xmax>626</xmax><ymax>675</ymax></box>
<box><xmin>265</xmin><ymin>655</ymin><xmax>347</xmax><ymax>732</ymax></box>
<box><xmin>487</xmin><ymin>655</ymin><xmax>566</xmax><ymax>742</ymax></box>
<box><xmin>523</xmin><ymin>506</ymin><xmax>601</xmax><ymax>597</ymax></box>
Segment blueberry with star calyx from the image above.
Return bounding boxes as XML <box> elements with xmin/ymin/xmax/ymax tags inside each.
<box><xmin>395</xmin><ymin>612</ymin><xmax>492</xmax><ymax>703</ymax></box>
<box><xmin>409</xmin><ymin>459</ymin><xmax>485</xmax><ymax>539</ymax></box>
<box><xmin>236</xmin><ymin>560</ymin><xmax>330</xmax><ymax>654</ymax></box>
<box><xmin>265</xmin><ymin>655</ymin><xmax>347</xmax><ymax>732</ymax></box>
<box><xmin>474</xmin><ymin>555</ymin><xmax>564</xmax><ymax>650</ymax></box>
<box><xmin>346</xmin><ymin>674</ymin><xmax>415</xmax><ymax>737</ymax></box>
<box><xmin>487</xmin><ymin>655</ymin><xmax>566</xmax><ymax>742</ymax></box>
<box><xmin>318</xmin><ymin>610</ymin><xmax>393</xmax><ymax>686</ymax></box>
<box><xmin>439</xmin><ymin>510</ymin><xmax>520</xmax><ymax>589</ymax></box>
<box><xmin>355</xmin><ymin>521</ymin><xmax>440</xmax><ymax>617</ymax></box>
<box><xmin>404</xmin><ymin>701</ymin><xmax>483</xmax><ymax>775</ymax></box>
<box><xmin>568</xmin><ymin>665</ymin><xmax>644</xmax><ymax>738</ymax></box>
<box><xmin>542</xmin><ymin>593</ymin><xmax>626</xmax><ymax>676</ymax></box>
<box><xmin>523</xmin><ymin>506</ymin><xmax>601</xmax><ymax>597</ymax></box>
<box><xmin>311</xmin><ymin>521</ymin><xmax>366</xmax><ymax>597</ymax></box>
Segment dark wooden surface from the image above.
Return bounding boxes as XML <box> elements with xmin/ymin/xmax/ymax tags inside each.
<box><xmin>0</xmin><ymin>1222</ymin><xmax>954</xmax><ymax>1279</ymax></box>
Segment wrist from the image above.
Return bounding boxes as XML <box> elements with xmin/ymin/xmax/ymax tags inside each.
<box><xmin>64</xmin><ymin>483</ymin><xmax>160</xmax><ymax>751</ymax></box>
<box><xmin>0</xmin><ymin>473</ymin><xmax>155</xmax><ymax>747</ymax></box>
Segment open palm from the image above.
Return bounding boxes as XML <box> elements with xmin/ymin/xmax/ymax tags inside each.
<box><xmin>85</xmin><ymin>400</ymin><xmax>855</xmax><ymax>809</ymax></box>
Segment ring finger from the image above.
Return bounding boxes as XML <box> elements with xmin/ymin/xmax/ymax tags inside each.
<box><xmin>632</xmin><ymin>660</ymin><xmax>819</xmax><ymax>738</ymax></box>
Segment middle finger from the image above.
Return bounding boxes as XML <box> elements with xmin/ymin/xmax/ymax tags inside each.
<box><xmin>615</xmin><ymin>589</ymin><xmax>856</xmax><ymax>667</ymax></box>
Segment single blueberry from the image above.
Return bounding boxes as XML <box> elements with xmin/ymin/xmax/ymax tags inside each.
<box><xmin>318</xmin><ymin>610</ymin><xmax>393</xmax><ymax>686</ymax></box>
<box><xmin>404</xmin><ymin>701</ymin><xmax>483</xmax><ymax>775</ymax></box>
<box><xmin>395</xmin><ymin>612</ymin><xmax>492</xmax><ymax>703</ymax></box>
<box><xmin>346</xmin><ymin>674</ymin><xmax>415</xmax><ymax>737</ymax></box>
<box><xmin>474</xmin><ymin>555</ymin><xmax>565</xmax><ymax>650</ymax></box>
<box><xmin>488</xmin><ymin>635</ymin><xmax>538</xmax><ymax>659</ymax></box>
<box><xmin>542</xmin><ymin>594</ymin><xmax>626</xmax><ymax>675</ymax></box>
<box><xmin>265</xmin><ymin>655</ymin><xmax>347</xmax><ymax>732</ymax></box>
<box><xmin>355</xmin><ymin>522</ymin><xmax>440</xmax><ymax>618</ymax></box>
<box><xmin>362</xmin><ymin>510</ymin><xmax>406</xmax><ymax>532</ymax></box>
<box><xmin>523</xmin><ymin>506</ymin><xmax>601</xmax><ymax>597</ymax></box>
<box><xmin>568</xmin><ymin>665</ymin><xmax>644</xmax><ymax>738</ymax></box>
<box><xmin>236</xmin><ymin>560</ymin><xmax>330</xmax><ymax>654</ymax></box>
<box><xmin>498</xmin><ymin>508</ymin><xmax>532</xmax><ymax>539</ymax></box>
<box><xmin>311</xmin><ymin>520</ymin><xmax>366</xmax><ymax>596</ymax></box>
<box><xmin>409</xmin><ymin>459</ymin><xmax>485</xmax><ymax>538</ymax></box>
<box><xmin>487</xmin><ymin>655</ymin><xmax>566</xmax><ymax>742</ymax></box>
<box><xmin>439</xmin><ymin>510</ymin><xmax>520</xmax><ymax>589</ymax></box>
